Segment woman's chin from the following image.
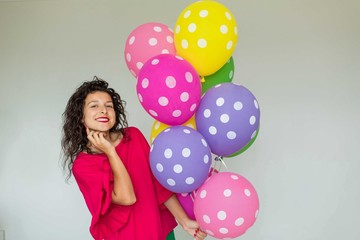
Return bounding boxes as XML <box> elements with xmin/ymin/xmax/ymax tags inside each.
<box><xmin>88</xmin><ymin>127</ymin><xmax>111</xmax><ymax>132</ymax></box>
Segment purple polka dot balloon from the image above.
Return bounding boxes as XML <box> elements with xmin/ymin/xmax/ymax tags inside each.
<box><xmin>149</xmin><ymin>126</ymin><xmax>212</xmax><ymax>193</ymax></box>
<box><xmin>195</xmin><ymin>83</ymin><xmax>260</xmax><ymax>156</ymax></box>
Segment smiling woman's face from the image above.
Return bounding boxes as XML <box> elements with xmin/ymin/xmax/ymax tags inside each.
<box><xmin>82</xmin><ymin>91</ymin><xmax>116</xmax><ymax>132</ymax></box>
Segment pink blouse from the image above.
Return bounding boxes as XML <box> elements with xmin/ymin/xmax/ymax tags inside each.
<box><xmin>73</xmin><ymin>127</ymin><xmax>177</xmax><ymax>240</ymax></box>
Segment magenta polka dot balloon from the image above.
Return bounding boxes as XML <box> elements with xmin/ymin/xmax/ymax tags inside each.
<box><xmin>194</xmin><ymin>172</ymin><xmax>259</xmax><ymax>239</ymax></box>
<box><xmin>124</xmin><ymin>22</ymin><xmax>176</xmax><ymax>78</ymax></box>
<box><xmin>176</xmin><ymin>192</ymin><xmax>196</xmax><ymax>220</ymax></box>
<box><xmin>137</xmin><ymin>54</ymin><xmax>201</xmax><ymax>125</ymax></box>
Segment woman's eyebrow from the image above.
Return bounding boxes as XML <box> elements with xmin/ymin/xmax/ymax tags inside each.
<box><xmin>87</xmin><ymin>100</ymin><xmax>99</xmax><ymax>105</ymax></box>
<box><xmin>87</xmin><ymin>100</ymin><xmax>113</xmax><ymax>105</ymax></box>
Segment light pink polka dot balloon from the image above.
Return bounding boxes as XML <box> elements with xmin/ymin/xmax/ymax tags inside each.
<box><xmin>175</xmin><ymin>167</ymin><xmax>218</xmax><ymax>221</ymax></box>
<box><xmin>137</xmin><ymin>54</ymin><xmax>201</xmax><ymax>125</ymax></box>
<box><xmin>194</xmin><ymin>172</ymin><xmax>259</xmax><ymax>239</ymax></box>
<box><xmin>124</xmin><ymin>22</ymin><xmax>176</xmax><ymax>78</ymax></box>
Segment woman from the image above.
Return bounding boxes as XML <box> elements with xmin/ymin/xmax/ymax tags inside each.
<box><xmin>61</xmin><ymin>76</ymin><xmax>207</xmax><ymax>240</ymax></box>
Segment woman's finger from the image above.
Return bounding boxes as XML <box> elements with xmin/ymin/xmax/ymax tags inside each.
<box><xmin>194</xmin><ymin>228</ymin><xmax>207</xmax><ymax>240</ymax></box>
<box><xmin>89</xmin><ymin>131</ymin><xmax>101</xmax><ymax>145</ymax></box>
<box><xmin>198</xmin><ymin>231</ymin><xmax>207</xmax><ymax>239</ymax></box>
<box><xmin>92</xmin><ymin>131</ymin><xmax>101</xmax><ymax>142</ymax></box>
<box><xmin>87</xmin><ymin>130</ymin><xmax>94</xmax><ymax>141</ymax></box>
<box><xmin>99</xmin><ymin>132</ymin><xmax>106</xmax><ymax>140</ymax></box>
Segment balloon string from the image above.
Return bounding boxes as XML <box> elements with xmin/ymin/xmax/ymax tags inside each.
<box><xmin>221</xmin><ymin>159</ymin><xmax>228</xmax><ymax>169</ymax></box>
<box><xmin>189</xmin><ymin>192</ymin><xmax>195</xmax><ymax>202</ymax></box>
<box><xmin>211</xmin><ymin>157</ymin><xmax>218</xmax><ymax>173</ymax></box>
<box><xmin>211</xmin><ymin>161</ymin><xmax>216</xmax><ymax>174</ymax></box>
<box><xmin>214</xmin><ymin>155</ymin><xmax>227</xmax><ymax>170</ymax></box>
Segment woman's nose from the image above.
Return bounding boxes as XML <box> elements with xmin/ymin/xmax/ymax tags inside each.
<box><xmin>100</xmin><ymin>106</ymin><xmax>107</xmax><ymax>114</ymax></box>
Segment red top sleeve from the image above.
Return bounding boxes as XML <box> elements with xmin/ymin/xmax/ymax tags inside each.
<box><xmin>73</xmin><ymin>154</ymin><xmax>133</xmax><ymax>240</ymax></box>
<box><xmin>73</xmin><ymin>127</ymin><xmax>177</xmax><ymax>240</ymax></box>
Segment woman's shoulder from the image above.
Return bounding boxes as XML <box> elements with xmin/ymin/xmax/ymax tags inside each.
<box><xmin>73</xmin><ymin>152</ymin><xmax>105</xmax><ymax>172</ymax></box>
<box><xmin>125</xmin><ymin>126</ymin><xmax>141</xmax><ymax>133</ymax></box>
<box><xmin>122</xmin><ymin>126</ymin><xmax>149</xmax><ymax>147</ymax></box>
<box><xmin>124</xmin><ymin>126</ymin><xmax>144</xmax><ymax>138</ymax></box>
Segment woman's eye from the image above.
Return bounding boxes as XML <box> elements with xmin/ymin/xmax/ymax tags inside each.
<box><xmin>90</xmin><ymin>105</ymin><xmax>97</xmax><ymax>108</ymax></box>
<box><xmin>106</xmin><ymin>105</ymin><xmax>114</xmax><ymax>108</ymax></box>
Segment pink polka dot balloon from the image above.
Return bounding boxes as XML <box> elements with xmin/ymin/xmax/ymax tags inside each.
<box><xmin>194</xmin><ymin>172</ymin><xmax>259</xmax><ymax>239</ymax></box>
<box><xmin>124</xmin><ymin>22</ymin><xmax>176</xmax><ymax>78</ymax></box>
<box><xmin>137</xmin><ymin>54</ymin><xmax>201</xmax><ymax>125</ymax></box>
<box><xmin>175</xmin><ymin>168</ymin><xmax>218</xmax><ymax>221</ymax></box>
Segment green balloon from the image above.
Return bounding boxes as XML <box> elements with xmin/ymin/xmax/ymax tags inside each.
<box><xmin>225</xmin><ymin>126</ymin><xmax>260</xmax><ymax>158</ymax></box>
<box><xmin>202</xmin><ymin>57</ymin><xmax>234</xmax><ymax>94</ymax></box>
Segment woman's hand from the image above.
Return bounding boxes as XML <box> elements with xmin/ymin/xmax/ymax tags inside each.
<box><xmin>86</xmin><ymin>127</ymin><xmax>136</xmax><ymax>205</ymax></box>
<box><xmin>86</xmin><ymin>128</ymin><xmax>114</xmax><ymax>155</ymax></box>
<box><xmin>164</xmin><ymin>195</ymin><xmax>207</xmax><ymax>240</ymax></box>
<box><xmin>181</xmin><ymin>218</ymin><xmax>207</xmax><ymax>240</ymax></box>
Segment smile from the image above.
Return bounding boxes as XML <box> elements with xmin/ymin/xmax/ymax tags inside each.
<box><xmin>96</xmin><ymin>117</ymin><xmax>109</xmax><ymax>122</ymax></box>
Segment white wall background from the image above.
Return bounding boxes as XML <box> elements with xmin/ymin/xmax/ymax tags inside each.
<box><xmin>1</xmin><ymin>0</ymin><xmax>359</xmax><ymax>239</ymax></box>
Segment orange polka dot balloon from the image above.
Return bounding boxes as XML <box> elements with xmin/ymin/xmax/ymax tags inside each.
<box><xmin>174</xmin><ymin>1</ymin><xmax>238</xmax><ymax>76</ymax></box>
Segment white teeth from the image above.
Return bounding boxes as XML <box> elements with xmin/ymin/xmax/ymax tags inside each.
<box><xmin>97</xmin><ymin>118</ymin><xmax>109</xmax><ymax>122</ymax></box>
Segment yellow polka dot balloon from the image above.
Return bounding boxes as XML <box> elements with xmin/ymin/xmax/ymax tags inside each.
<box><xmin>174</xmin><ymin>0</ymin><xmax>238</xmax><ymax>76</ymax></box>
<box><xmin>150</xmin><ymin>116</ymin><xmax>197</xmax><ymax>144</ymax></box>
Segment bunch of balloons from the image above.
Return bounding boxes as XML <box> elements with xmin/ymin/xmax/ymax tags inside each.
<box><xmin>124</xmin><ymin>1</ymin><xmax>260</xmax><ymax>239</ymax></box>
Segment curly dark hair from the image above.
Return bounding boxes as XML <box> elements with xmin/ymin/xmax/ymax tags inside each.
<box><xmin>61</xmin><ymin>76</ymin><xmax>128</xmax><ymax>180</ymax></box>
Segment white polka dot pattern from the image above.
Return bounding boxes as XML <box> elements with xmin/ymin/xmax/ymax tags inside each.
<box><xmin>150</xmin><ymin>117</ymin><xmax>198</xmax><ymax>145</ymax></box>
<box><xmin>149</xmin><ymin>126</ymin><xmax>212</xmax><ymax>193</ymax></box>
<box><xmin>193</xmin><ymin>172</ymin><xmax>259</xmax><ymax>239</ymax></box>
<box><xmin>136</xmin><ymin>54</ymin><xmax>201</xmax><ymax>125</ymax></box>
<box><xmin>124</xmin><ymin>22</ymin><xmax>176</xmax><ymax>78</ymax></box>
<box><xmin>174</xmin><ymin>1</ymin><xmax>238</xmax><ymax>76</ymax></box>
<box><xmin>195</xmin><ymin>83</ymin><xmax>260</xmax><ymax>156</ymax></box>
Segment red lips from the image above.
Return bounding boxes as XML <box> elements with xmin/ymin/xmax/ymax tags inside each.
<box><xmin>96</xmin><ymin>116</ymin><xmax>109</xmax><ymax>122</ymax></box>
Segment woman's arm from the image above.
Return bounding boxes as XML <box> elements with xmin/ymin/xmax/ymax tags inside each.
<box><xmin>87</xmin><ymin>129</ymin><xmax>136</xmax><ymax>205</ymax></box>
<box><xmin>164</xmin><ymin>195</ymin><xmax>207</xmax><ymax>240</ymax></box>
<box><xmin>107</xmin><ymin>148</ymin><xmax>136</xmax><ymax>205</ymax></box>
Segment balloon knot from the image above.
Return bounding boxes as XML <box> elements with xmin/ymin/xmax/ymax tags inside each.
<box><xmin>214</xmin><ymin>156</ymin><xmax>228</xmax><ymax>169</ymax></box>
